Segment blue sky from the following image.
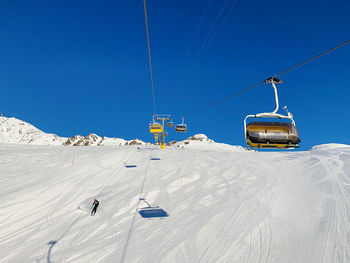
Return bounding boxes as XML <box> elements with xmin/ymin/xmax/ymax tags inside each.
<box><xmin>0</xmin><ymin>0</ymin><xmax>349</xmax><ymax>150</ymax></box>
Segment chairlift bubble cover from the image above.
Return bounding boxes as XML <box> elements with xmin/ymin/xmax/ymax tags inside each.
<box><xmin>246</xmin><ymin>121</ymin><xmax>300</xmax><ymax>148</ymax></box>
<box><xmin>175</xmin><ymin>125</ymin><xmax>187</xmax><ymax>132</ymax></box>
<box><xmin>149</xmin><ymin>124</ymin><xmax>163</xmax><ymax>134</ymax></box>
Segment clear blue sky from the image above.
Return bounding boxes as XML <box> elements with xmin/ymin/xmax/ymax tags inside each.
<box><xmin>1</xmin><ymin>0</ymin><xmax>349</xmax><ymax>150</ymax></box>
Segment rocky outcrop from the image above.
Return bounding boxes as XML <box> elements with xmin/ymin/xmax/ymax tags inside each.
<box><xmin>186</xmin><ymin>134</ymin><xmax>213</xmax><ymax>142</ymax></box>
<box><xmin>125</xmin><ymin>139</ymin><xmax>144</xmax><ymax>145</ymax></box>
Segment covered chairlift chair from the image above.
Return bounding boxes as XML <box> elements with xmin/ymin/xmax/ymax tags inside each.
<box><xmin>175</xmin><ymin>116</ymin><xmax>187</xmax><ymax>132</ymax></box>
<box><xmin>167</xmin><ymin>119</ymin><xmax>174</xmax><ymax>127</ymax></box>
<box><xmin>149</xmin><ymin>117</ymin><xmax>163</xmax><ymax>134</ymax></box>
<box><xmin>244</xmin><ymin>77</ymin><xmax>300</xmax><ymax>149</ymax></box>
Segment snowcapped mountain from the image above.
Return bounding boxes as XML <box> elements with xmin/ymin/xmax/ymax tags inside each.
<box><xmin>64</xmin><ymin>134</ymin><xmax>146</xmax><ymax>146</ymax></box>
<box><xmin>0</xmin><ymin>116</ymin><xmax>67</xmax><ymax>145</ymax></box>
<box><xmin>0</xmin><ymin>116</ymin><xmax>145</xmax><ymax>146</ymax></box>
<box><xmin>0</xmin><ymin>116</ymin><xmax>247</xmax><ymax>150</ymax></box>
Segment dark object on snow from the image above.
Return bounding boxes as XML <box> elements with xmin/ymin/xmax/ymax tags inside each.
<box><xmin>137</xmin><ymin>198</ymin><xmax>169</xmax><ymax>218</ymax></box>
<box><xmin>137</xmin><ymin>207</ymin><xmax>169</xmax><ymax>218</ymax></box>
<box><xmin>124</xmin><ymin>163</ymin><xmax>137</xmax><ymax>168</ymax></box>
<box><xmin>91</xmin><ymin>199</ymin><xmax>99</xmax><ymax>216</ymax></box>
<box><xmin>125</xmin><ymin>165</ymin><xmax>137</xmax><ymax>168</ymax></box>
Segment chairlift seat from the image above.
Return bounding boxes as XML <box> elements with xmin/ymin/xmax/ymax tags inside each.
<box><xmin>167</xmin><ymin>122</ymin><xmax>174</xmax><ymax>127</ymax></box>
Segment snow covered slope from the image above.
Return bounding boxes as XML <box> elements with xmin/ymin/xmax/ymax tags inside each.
<box><xmin>0</xmin><ymin>116</ymin><xmax>145</xmax><ymax>146</ymax></box>
<box><xmin>0</xmin><ymin>116</ymin><xmax>67</xmax><ymax>145</ymax></box>
<box><xmin>174</xmin><ymin>134</ymin><xmax>249</xmax><ymax>152</ymax></box>
<box><xmin>1</xmin><ymin>143</ymin><xmax>350</xmax><ymax>262</ymax></box>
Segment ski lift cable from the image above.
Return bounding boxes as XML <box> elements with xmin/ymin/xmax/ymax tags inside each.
<box><xmin>185</xmin><ymin>0</ymin><xmax>231</xmax><ymax>75</ymax></box>
<box><xmin>175</xmin><ymin>0</ymin><xmax>234</xmax><ymax>93</ymax></box>
<box><xmin>143</xmin><ymin>0</ymin><xmax>157</xmax><ymax>115</ymax></box>
<box><xmin>175</xmin><ymin>0</ymin><xmax>239</xmax><ymax>119</ymax></box>
<box><xmin>275</xmin><ymin>40</ymin><xmax>350</xmax><ymax>77</ymax></box>
<box><xmin>98</xmin><ymin>148</ymin><xmax>136</xmax><ymax>196</ymax></box>
<box><xmin>183</xmin><ymin>39</ymin><xmax>350</xmax><ymax>118</ymax></box>
<box><xmin>183</xmin><ymin>0</ymin><xmax>213</xmax><ymax>66</ymax></box>
<box><xmin>196</xmin><ymin>0</ymin><xmax>239</xmax><ymax>66</ymax></box>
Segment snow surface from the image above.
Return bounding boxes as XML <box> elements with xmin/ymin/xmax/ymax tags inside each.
<box><xmin>174</xmin><ymin>134</ymin><xmax>249</xmax><ymax>152</ymax></box>
<box><xmin>1</xmin><ymin>143</ymin><xmax>350</xmax><ymax>262</ymax></box>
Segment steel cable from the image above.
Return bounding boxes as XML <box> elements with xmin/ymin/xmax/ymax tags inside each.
<box><xmin>183</xmin><ymin>39</ymin><xmax>350</xmax><ymax>118</ymax></box>
<box><xmin>143</xmin><ymin>0</ymin><xmax>157</xmax><ymax>115</ymax></box>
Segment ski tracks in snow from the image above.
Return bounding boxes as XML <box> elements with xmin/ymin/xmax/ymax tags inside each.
<box><xmin>318</xmin><ymin>152</ymin><xmax>350</xmax><ymax>263</ymax></box>
<box><xmin>2</xmin><ymin>145</ymin><xmax>350</xmax><ymax>262</ymax></box>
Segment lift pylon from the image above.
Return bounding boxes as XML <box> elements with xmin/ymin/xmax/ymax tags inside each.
<box><xmin>152</xmin><ymin>114</ymin><xmax>172</xmax><ymax>149</ymax></box>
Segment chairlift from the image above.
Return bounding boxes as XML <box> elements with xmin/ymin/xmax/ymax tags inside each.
<box><xmin>175</xmin><ymin>116</ymin><xmax>187</xmax><ymax>132</ymax></box>
<box><xmin>167</xmin><ymin>121</ymin><xmax>174</xmax><ymax>127</ymax></box>
<box><xmin>244</xmin><ymin>77</ymin><xmax>300</xmax><ymax>149</ymax></box>
<box><xmin>149</xmin><ymin>122</ymin><xmax>163</xmax><ymax>134</ymax></box>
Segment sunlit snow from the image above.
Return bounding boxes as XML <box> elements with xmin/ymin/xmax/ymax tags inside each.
<box><xmin>1</xmin><ymin>141</ymin><xmax>350</xmax><ymax>262</ymax></box>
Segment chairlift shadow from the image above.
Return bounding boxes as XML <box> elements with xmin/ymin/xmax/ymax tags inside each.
<box><xmin>46</xmin><ymin>241</ymin><xmax>57</xmax><ymax>263</ymax></box>
<box><xmin>137</xmin><ymin>198</ymin><xmax>169</xmax><ymax>219</ymax></box>
<box><xmin>123</xmin><ymin>161</ymin><xmax>137</xmax><ymax>168</ymax></box>
<box><xmin>124</xmin><ymin>164</ymin><xmax>137</xmax><ymax>168</ymax></box>
<box><xmin>46</xmin><ymin>215</ymin><xmax>81</xmax><ymax>262</ymax></box>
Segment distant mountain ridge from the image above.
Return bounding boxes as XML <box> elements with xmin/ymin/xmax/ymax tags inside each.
<box><xmin>0</xmin><ymin>116</ymin><xmax>249</xmax><ymax>151</ymax></box>
<box><xmin>0</xmin><ymin>116</ymin><xmax>145</xmax><ymax>146</ymax></box>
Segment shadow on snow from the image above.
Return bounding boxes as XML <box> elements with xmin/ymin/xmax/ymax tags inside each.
<box><xmin>45</xmin><ymin>215</ymin><xmax>81</xmax><ymax>263</ymax></box>
<box><xmin>137</xmin><ymin>198</ymin><xmax>169</xmax><ymax>219</ymax></box>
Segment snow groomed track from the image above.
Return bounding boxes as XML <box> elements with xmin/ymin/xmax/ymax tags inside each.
<box><xmin>1</xmin><ymin>143</ymin><xmax>350</xmax><ymax>262</ymax></box>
